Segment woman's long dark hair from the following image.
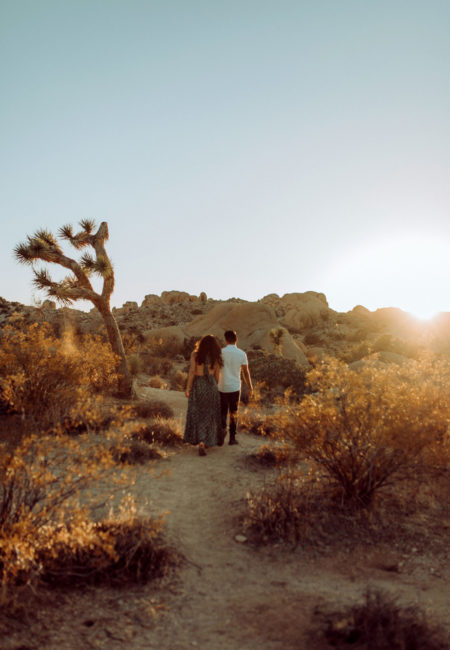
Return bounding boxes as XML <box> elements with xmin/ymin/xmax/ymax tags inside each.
<box><xmin>195</xmin><ymin>335</ymin><xmax>223</xmax><ymax>367</ymax></box>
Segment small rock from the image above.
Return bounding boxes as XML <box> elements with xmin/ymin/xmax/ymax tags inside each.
<box><xmin>235</xmin><ymin>534</ymin><xmax>247</xmax><ymax>543</ymax></box>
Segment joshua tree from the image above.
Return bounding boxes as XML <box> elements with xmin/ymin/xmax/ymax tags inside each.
<box><xmin>14</xmin><ymin>220</ymin><xmax>132</xmax><ymax>397</ymax></box>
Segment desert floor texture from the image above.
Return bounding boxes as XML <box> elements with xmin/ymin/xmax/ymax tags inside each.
<box><xmin>3</xmin><ymin>386</ymin><xmax>449</xmax><ymax>650</ymax></box>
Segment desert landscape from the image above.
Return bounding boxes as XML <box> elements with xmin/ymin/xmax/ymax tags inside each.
<box><xmin>3</xmin><ymin>1</ymin><xmax>450</xmax><ymax>647</ymax></box>
<box><xmin>0</xmin><ymin>289</ymin><xmax>449</xmax><ymax>650</ymax></box>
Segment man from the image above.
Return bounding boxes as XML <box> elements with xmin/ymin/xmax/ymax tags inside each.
<box><xmin>218</xmin><ymin>330</ymin><xmax>253</xmax><ymax>445</ymax></box>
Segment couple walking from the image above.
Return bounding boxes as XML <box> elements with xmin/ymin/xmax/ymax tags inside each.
<box><xmin>184</xmin><ymin>330</ymin><xmax>253</xmax><ymax>456</ymax></box>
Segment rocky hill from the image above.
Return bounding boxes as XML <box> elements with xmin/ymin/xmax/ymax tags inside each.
<box><xmin>1</xmin><ymin>291</ymin><xmax>450</xmax><ymax>369</ymax></box>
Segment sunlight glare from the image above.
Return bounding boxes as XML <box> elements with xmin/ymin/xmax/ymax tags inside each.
<box><xmin>321</xmin><ymin>233</ymin><xmax>450</xmax><ymax>317</ymax></box>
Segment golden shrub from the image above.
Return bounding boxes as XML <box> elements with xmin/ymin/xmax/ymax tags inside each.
<box><xmin>0</xmin><ymin>322</ymin><xmax>119</xmax><ymax>432</ymax></box>
<box><xmin>277</xmin><ymin>356</ymin><xmax>450</xmax><ymax>506</ymax></box>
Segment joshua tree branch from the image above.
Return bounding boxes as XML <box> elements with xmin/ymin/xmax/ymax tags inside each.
<box><xmin>15</xmin><ymin>219</ymin><xmax>132</xmax><ymax>397</ymax></box>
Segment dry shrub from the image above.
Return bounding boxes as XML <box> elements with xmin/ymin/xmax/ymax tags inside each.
<box><xmin>255</xmin><ymin>444</ymin><xmax>292</xmax><ymax>467</ymax></box>
<box><xmin>148</xmin><ymin>375</ymin><xmax>169</xmax><ymax>389</ymax></box>
<box><xmin>0</xmin><ymin>322</ymin><xmax>119</xmax><ymax>433</ymax></box>
<box><xmin>247</xmin><ymin>352</ymin><xmax>307</xmax><ymax>400</ymax></box>
<box><xmin>141</xmin><ymin>355</ymin><xmax>174</xmax><ymax>377</ymax></box>
<box><xmin>244</xmin><ymin>475</ymin><xmax>306</xmax><ymax>545</ymax></box>
<box><xmin>38</xmin><ymin>508</ymin><xmax>176</xmax><ymax>587</ymax></box>
<box><xmin>277</xmin><ymin>357</ymin><xmax>450</xmax><ymax>506</ymax></box>
<box><xmin>0</xmin><ymin>434</ymin><xmax>115</xmax><ymax>589</ymax></box>
<box><xmin>244</xmin><ymin>443</ymin><xmax>292</xmax><ymax>471</ymax></box>
<box><xmin>169</xmin><ymin>369</ymin><xmax>188</xmax><ymax>391</ymax></box>
<box><xmin>317</xmin><ymin>588</ymin><xmax>448</xmax><ymax>650</ymax></box>
<box><xmin>239</xmin><ymin>407</ymin><xmax>278</xmax><ymax>437</ymax></box>
<box><xmin>147</xmin><ymin>335</ymin><xmax>181</xmax><ymax>358</ymax></box>
<box><xmin>127</xmin><ymin>352</ymin><xmax>144</xmax><ymax>376</ymax></box>
<box><xmin>243</xmin><ymin>473</ymin><xmax>449</xmax><ymax>551</ymax></box>
<box><xmin>132</xmin><ymin>399</ymin><xmax>175</xmax><ymax>419</ymax></box>
<box><xmin>135</xmin><ymin>417</ymin><xmax>183</xmax><ymax>447</ymax></box>
<box><xmin>111</xmin><ymin>438</ymin><xmax>163</xmax><ymax>464</ymax></box>
<box><xmin>0</xmin><ymin>433</ymin><xmax>173</xmax><ymax>610</ymax></box>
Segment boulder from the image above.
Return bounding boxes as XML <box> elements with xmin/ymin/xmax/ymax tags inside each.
<box><xmin>141</xmin><ymin>294</ymin><xmax>162</xmax><ymax>307</ymax></box>
<box><xmin>41</xmin><ymin>300</ymin><xmax>56</xmax><ymax>310</ymax></box>
<box><xmin>280</xmin><ymin>292</ymin><xmax>332</xmax><ymax>330</ymax></box>
<box><xmin>121</xmin><ymin>301</ymin><xmax>139</xmax><ymax>312</ymax></box>
<box><xmin>259</xmin><ymin>293</ymin><xmax>281</xmax><ymax>307</ymax></box>
<box><xmin>161</xmin><ymin>290</ymin><xmax>197</xmax><ymax>305</ymax></box>
<box><xmin>184</xmin><ymin>302</ymin><xmax>309</xmax><ymax>366</ymax></box>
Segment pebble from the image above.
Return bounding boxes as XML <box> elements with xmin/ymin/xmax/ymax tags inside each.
<box><xmin>235</xmin><ymin>534</ymin><xmax>247</xmax><ymax>543</ymax></box>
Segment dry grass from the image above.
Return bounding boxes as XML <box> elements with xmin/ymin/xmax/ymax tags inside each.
<box><xmin>131</xmin><ymin>399</ymin><xmax>175</xmax><ymax>419</ymax></box>
<box><xmin>243</xmin><ymin>472</ymin><xmax>450</xmax><ymax>553</ymax></box>
<box><xmin>38</xmin><ymin>513</ymin><xmax>178</xmax><ymax>588</ymax></box>
<box><xmin>239</xmin><ymin>407</ymin><xmax>278</xmax><ymax>437</ymax></box>
<box><xmin>147</xmin><ymin>375</ymin><xmax>169</xmax><ymax>389</ymax></box>
<box><xmin>245</xmin><ymin>443</ymin><xmax>293</xmax><ymax>469</ymax></box>
<box><xmin>168</xmin><ymin>369</ymin><xmax>188</xmax><ymax>391</ymax></box>
<box><xmin>111</xmin><ymin>438</ymin><xmax>164</xmax><ymax>464</ymax></box>
<box><xmin>134</xmin><ymin>417</ymin><xmax>183</xmax><ymax>447</ymax></box>
<box><xmin>314</xmin><ymin>588</ymin><xmax>448</xmax><ymax>649</ymax></box>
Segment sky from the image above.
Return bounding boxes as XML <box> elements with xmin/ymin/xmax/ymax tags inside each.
<box><xmin>1</xmin><ymin>0</ymin><xmax>450</xmax><ymax>319</ymax></box>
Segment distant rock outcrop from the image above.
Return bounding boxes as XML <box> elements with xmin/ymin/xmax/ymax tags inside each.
<box><xmin>184</xmin><ymin>302</ymin><xmax>309</xmax><ymax>366</ymax></box>
<box><xmin>2</xmin><ymin>289</ymin><xmax>450</xmax><ymax>369</ymax></box>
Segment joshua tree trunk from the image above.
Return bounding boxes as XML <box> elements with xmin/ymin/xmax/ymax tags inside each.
<box><xmin>96</xmin><ymin>300</ymin><xmax>132</xmax><ymax>397</ymax></box>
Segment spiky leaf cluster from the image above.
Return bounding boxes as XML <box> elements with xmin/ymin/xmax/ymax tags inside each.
<box><xmin>14</xmin><ymin>219</ymin><xmax>114</xmax><ymax>305</ymax></box>
<box><xmin>14</xmin><ymin>230</ymin><xmax>62</xmax><ymax>264</ymax></box>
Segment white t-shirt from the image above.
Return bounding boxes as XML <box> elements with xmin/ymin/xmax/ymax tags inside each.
<box><xmin>218</xmin><ymin>345</ymin><xmax>248</xmax><ymax>393</ymax></box>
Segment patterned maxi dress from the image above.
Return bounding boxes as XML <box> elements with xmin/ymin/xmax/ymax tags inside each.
<box><xmin>184</xmin><ymin>358</ymin><xmax>222</xmax><ymax>447</ymax></box>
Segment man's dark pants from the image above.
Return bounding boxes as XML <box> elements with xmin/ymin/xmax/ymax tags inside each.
<box><xmin>219</xmin><ymin>391</ymin><xmax>240</xmax><ymax>443</ymax></box>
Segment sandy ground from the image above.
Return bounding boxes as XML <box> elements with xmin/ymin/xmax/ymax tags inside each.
<box><xmin>3</xmin><ymin>386</ymin><xmax>449</xmax><ymax>650</ymax></box>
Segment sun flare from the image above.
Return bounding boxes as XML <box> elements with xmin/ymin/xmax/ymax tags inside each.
<box><xmin>323</xmin><ymin>233</ymin><xmax>450</xmax><ymax>317</ymax></box>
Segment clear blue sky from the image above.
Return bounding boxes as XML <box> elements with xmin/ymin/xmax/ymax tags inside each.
<box><xmin>2</xmin><ymin>1</ymin><xmax>450</xmax><ymax>318</ymax></box>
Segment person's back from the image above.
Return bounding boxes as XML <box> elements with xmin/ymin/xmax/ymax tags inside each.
<box><xmin>218</xmin><ymin>330</ymin><xmax>253</xmax><ymax>445</ymax></box>
<box><xmin>218</xmin><ymin>344</ymin><xmax>248</xmax><ymax>393</ymax></box>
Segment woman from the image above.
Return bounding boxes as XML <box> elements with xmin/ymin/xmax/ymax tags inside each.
<box><xmin>184</xmin><ymin>334</ymin><xmax>223</xmax><ymax>456</ymax></box>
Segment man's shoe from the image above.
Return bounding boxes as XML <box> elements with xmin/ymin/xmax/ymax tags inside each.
<box><xmin>229</xmin><ymin>438</ymin><xmax>238</xmax><ymax>445</ymax></box>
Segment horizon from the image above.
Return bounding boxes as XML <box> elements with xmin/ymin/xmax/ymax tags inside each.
<box><xmin>2</xmin><ymin>2</ymin><xmax>450</xmax><ymax>321</ymax></box>
<box><xmin>2</xmin><ymin>285</ymin><xmax>449</xmax><ymax>323</ymax></box>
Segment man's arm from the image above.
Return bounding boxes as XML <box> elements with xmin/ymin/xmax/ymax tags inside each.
<box><xmin>241</xmin><ymin>364</ymin><xmax>253</xmax><ymax>397</ymax></box>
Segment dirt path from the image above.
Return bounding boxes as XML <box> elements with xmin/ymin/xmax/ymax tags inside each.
<box><xmin>4</xmin><ymin>387</ymin><xmax>449</xmax><ymax>649</ymax></box>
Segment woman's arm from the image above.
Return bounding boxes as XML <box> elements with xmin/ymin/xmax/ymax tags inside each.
<box><xmin>213</xmin><ymin>361</ymin><xmax>221</xmax><ymax>384</ymax></box>
<box><xmin>185</xmin><ymin>351</ymin><xmax>197</xmax><ymax>397</ymax></box>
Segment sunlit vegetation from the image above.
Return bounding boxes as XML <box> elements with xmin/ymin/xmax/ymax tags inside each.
<box><xmin>0</xmin><ymin>321</ymin><xmax>119</xmax><ymax>434</ymax></box>
<box><xmin>243</xmin><ymin>356</ymin><xmax>450</xmax><ymax>545</ymax></box>
<box><xmin>0</xmin><ymin>323</ymin><xmax>176</xmax><ymax>615</ymax></box>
